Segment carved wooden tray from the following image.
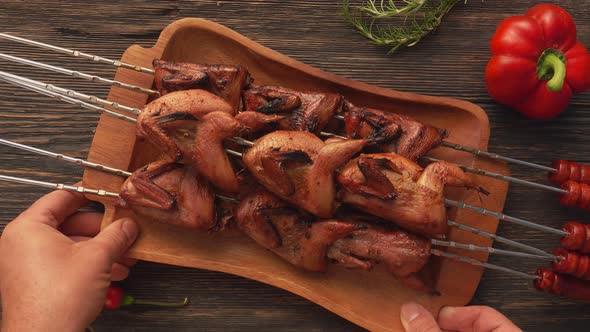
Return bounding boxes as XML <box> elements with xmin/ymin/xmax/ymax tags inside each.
<box><xmin>82</xmin><ymin>18</ymin><xmax>509</xmax><ymax>331</ymax></box>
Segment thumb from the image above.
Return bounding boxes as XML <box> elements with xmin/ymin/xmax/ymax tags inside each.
<box><xmin>85</xmin><ymin>218</ymin><xmax>138</xmax><ymax>264</ymax></box>
<box><xmin>438</xmin><ymin>306</ymin><xmax>522</xmax><ymax>331</ymax></box>
<box><xmin>400</xmin><ymin>302</ymin><xmax>441</xmax><ymax>332</ymax></box>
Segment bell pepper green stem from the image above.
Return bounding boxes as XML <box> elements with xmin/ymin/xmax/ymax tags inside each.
<box><xmin>537</xmin><ymin>50</ymin><xmax>567</xmax><ymax>92</ymax></box>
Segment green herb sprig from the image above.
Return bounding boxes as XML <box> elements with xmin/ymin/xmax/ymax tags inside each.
<box><xmin>343</xmin><ymin>0</ymin><xmax>463</xmax><ymax>54</ymax></box>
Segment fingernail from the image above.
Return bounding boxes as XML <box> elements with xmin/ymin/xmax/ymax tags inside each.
<box><xmin>400</xmin><ymin>302</ymin><xmax>422</xmax><ymax>330</ymax></box>
<box><xmin>438</xmin><ymin>306</ymin><xmax>455</xmax><ymax>320</ymax></box>
<box><xmin>120</xmin><ymin>218</ymin><xmax>138</xmax><ymax>241</ymax></box>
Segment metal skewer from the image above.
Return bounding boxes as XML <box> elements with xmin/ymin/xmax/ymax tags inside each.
<box><xmin>324</xmin><ymin>131</ymin><xmax>565</xmax><ymax>196</ymax></box>
<box><xmin>0</xmin><ymin>139</ymin><xmax>247</xmax><ymax>207</ymax></box>
<box><xmin>431</xmin><ymin>249</ymin><xmax>540</xmax><ymax>280</ymax></box>
<box><xmin>0</xmin><ymin>73</ymin><xmax>244</xmax><ymax>158</ymax></box>
<box><xmin>0</xmin><ymin>71</ymin><xmax>566</xmax><ymax>237</ymax></box>
<box><xmin>0</xmin><ymin>67</ymin><xmax>565</xmax><ymax>184</ymax></box>
<box><xmin>319</xmin><ymin>132</ymin><xmax>348</xmax><ymax>140</ymax></box>
<box><xmin>0</xmin><ymin>33</ymin><xmax>566</xmax><ymax>176</ymax></box>
<box><xmin>0</xmin><ymin>71</ymin><xmax>570</xmax><ymax>237</ymax></box>
<box><xmin>225</xmin><ymin>149</ymin><xmax>244</xmax><ymax>157</ymax></box>
<box><xmin>228</xmin><ymin>137</ymin><xmax>254</xmax><ymax>147</ymax></box>
<box><xmin>431</xmin><ymin>239</ymin><xmax>556</xmax><ymax>260</ymax></box>
<box><xmin>0</xmin><ymin>36</ymin><xmax>577</xmax><ymax>274</ymax></box>
<box><xmin>0</xmin><ymin>172</ymin><xmax>549</xmax><ymax>265</ymax></box>
<box><xmin>332</xmin><ymin>115</ymin><xmax>558</xmax><ymax>173</ymax></box>
<box><xmin>1</xmin><ymin>171</ymin><xmax>551</xmax><ymax>276</ymax></box>
<box><xmin>0</xmin><ymin>171</ymin><xmax>552</xmax><ymax>262</ymax></box>
<box><xmin>5</xmin><ymin>68</ymin><xmax>539</xmax><ymax>196</ymax></box>
<box><xmin>446</xmin><ymin>220</ymin><xmax>554</xmax><ymax>257</ymax></box>
<box><xmin>0</xmin><ymin>138</ymin><xmax>555</xmax><ymax>255</ymax></box>
<box><xmin>439</xmin><ymin>141</ymin><xmax>557</xmax><ymax>173</ymax></box>
<box><xmin>0</xmin><ymin>174</ymin><xmax>120</xmax><ymax>198</ymax></box>
<box><xmin>445</xmin><ymin>199</ymin><xmax>567</xmax><ymax>236</ymax></box>
<box><xmin>2</xmin><ymin>137</ymin><xmax>563</xmax><ymax>264</ymax></box>
<box><xmin>289</xmin><ymin>141</ymin><xmax>572</xmax><ymax>238</ymax></box>
<box><xmin>0</xmin><ymin>53</ymin><xmax>158</xmax><ymax>96</ymax></box>
<box><xmin>0</xmin><ymin>70</ymin><xmax>253</xmax><ymax>158</ymax></box>
<box><xmin>422</xmin><ymin>156</ymin><xmax>567</xmax><ymax>194</ymax></box>
<box><xmin>215</xmin><ymin>195</ymin><xmax>242</xmax><ymax>204</ymax></box>
<box><xmin>0</xmin><ymin>71</ymin><xmax>136</xmax><ymax>123</ymax></box>
<box><xmin>0</xmin><ymin>33</ymin><xmax>154</xmax><ymax>74</ymax></box>
<box><xmin>0</xmin><ymin>70</ymin><xmax>142</xmax><ymax>115</ymax></box>
<box><xmin>0</xmin><ymin>139</ymin><xmax>131</xmax><ymax>177</ymax></box>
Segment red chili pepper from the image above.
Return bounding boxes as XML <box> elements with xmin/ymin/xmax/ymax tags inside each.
<box><xmin>485</xmin><ymin>4</ymin><xmax>590</xmax><ymax>119</ymax></box>
<box><xmin>104</xmin><ymin>285</ymin><xmax>125</xmax><ymax>309</ymax></box>
<box><xmin>104</xmin><ymin>285</ymin><xmax>189</xmax><ymax>309</ymax></box>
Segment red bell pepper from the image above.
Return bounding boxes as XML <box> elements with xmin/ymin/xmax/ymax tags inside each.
<box><xmin>485</xmin><ymin>4</ymin><xmax>590</xmax><ymax>119</ymax></box>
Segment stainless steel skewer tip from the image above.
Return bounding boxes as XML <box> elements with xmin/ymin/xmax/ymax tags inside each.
<box><xmin>0</xmin><ymin>33</ymin><xmax>154</xmax><ymax>74</ymax></box>
<box><xmin>0</xmin><ymin>174</ymin><xmax>119</xmax><ymax>198</ymax></box>
<box><xmin>0</xmin><ymin>52</ymin><xmax>158</xmax><ymax>96</ymax></box>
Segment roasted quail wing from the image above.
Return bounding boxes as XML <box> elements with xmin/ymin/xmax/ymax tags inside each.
<box><xmin>137</xmin><ymin>90</ymin><xmax>243</xmax><ymax>193</ymax></box>
<box><xmin>235</xmin><ymin>191</ymin><xmax>432</xmax><ymax>291</ymax></box>
<box><xmin>337</xmin><ymin>153</ymin><xmax>483</xmax><ymax>239</ymax></box>
<box><xmin>243</xmin><ymin>131</ymin><xmax>366</xmax><ymax>217</ymax></box>
<box><xmin>137</xmin><ymin>89</ymin><xmax>234</xmax><ymax>161</ymax></box>
<box><xmin>185</xmin><ymin>111</ymin><xmax>244</xmax><ymax>193</ymax></box>
<box><xmin>234</xmin><ymin>111</ymin><xmax>285</xmax><ymax>136</ymax></box>
<box><xmin>343</xmin><ymin>101</ymin><xmax>446</xmax><ymax>161</ymax></box>
<box><xmin>118</xmin><ymin>160</ymin><xmax>216</xmax><ymax>230</ymax></box>
<box><xmin>327</xmin><ymin>220</ymin><xmax>432</xmax><ymax>292</ymax></box>
<box><xmin>243</xmin><ymin>85</ymin><xmax>343</xmax><ymax>134</ymax></box>
<box><xmin>235</xmin><ymin>190</ymin><xmax>357</xmax><ymax>271</ymax></box>
<box><xmin>153</xmin><ymin>59</ymin><xmax>252</xmax><ymax>111</ymax></box>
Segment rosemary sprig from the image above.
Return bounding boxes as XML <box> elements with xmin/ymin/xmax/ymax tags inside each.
<box><xmin>343</xmin><ymin>0</ymin><xmax>462</xmax><ymax>54</ymax></box>
<box><xmin>359</xmin><ymin>0</ymin><xmax>428</xmax><ymax>18</ymax></box>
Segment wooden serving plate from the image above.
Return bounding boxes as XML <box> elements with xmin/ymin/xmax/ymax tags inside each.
<box><xmin>83</xmin><ymin>18</ymin><xmax>509</xmax><ymax>331</ymax></box>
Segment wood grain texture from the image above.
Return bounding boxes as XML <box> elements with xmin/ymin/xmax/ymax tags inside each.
<box><xmin>1</xmin><ymin>0</ymin><xmax>589</xmax><ymax>331</ymax></box>
<box><xmin>83</xmin><ymin>18</ymin><xmax>507</xmax><ymax>331</ymax></box>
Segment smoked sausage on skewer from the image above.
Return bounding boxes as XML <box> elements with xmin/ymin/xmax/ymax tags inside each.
<box><xmin>550</xmin><ymin>160</ymin><xmax>590</xmax><ymax>185</ymax></box>
<box><xmin>535</xmin><ymin>268</ymin><xmax>590</xmax><ymax>301</ymax></box>
<box><xmin>552</xmin><ymin>248</ymin><xmax>590</xmax><ymax>280</ymax></box>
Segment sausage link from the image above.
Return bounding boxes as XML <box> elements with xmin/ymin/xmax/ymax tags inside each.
<box><xmin>579</xmin><ymin>183</ymin><xmax>590</xmax><ymax>209</ymax></box>
<box><xmin>560</xmin><ymin>181</ymin><xmax>580</xmax><ymax>208</ymax></box>
<box><xmin>534</xmin><ymin>268</ymin><xmax>590</xmax><ymax>301</ymax></box>
<box><xmin>550</xmin><ymin>160</ymin><xmax>570</xmax><ymax>184</ymax></box>
<box><xmin>552</xmin><ymin>248</ymin><xmax>590</xmax><ymax>280</ymax></box>
<box><xmin>561</xmin><ymin>222</ymin><xmax>590</xmax><ymax>253</ymax></box>
<box><xmin>559</xmin><ymin>181</ymin><xmax>590</xmax><ymax>210</ymax></box>
<box><xmin>550</xmin><ymin>160</ymin><xmax>590</xmax><ymax>185</ymax></box>
<box><xmin>572</xmin><ymin>163</ymin><xmax>582</xmax><ymax>184</ymax></box>
<box><xmin>582</xmin><ymin>164</ymin><xmax>590</xmax><ymax>184</ymax></box>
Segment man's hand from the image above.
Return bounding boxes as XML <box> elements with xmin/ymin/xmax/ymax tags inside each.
<box><xmin>401</xmin><ymin>301</ymin><xmax>522</xmax><ymax>332</ymax></box>
<box><xmin>0</xmin><ymin>190</ymin><xmax>139</xmax><ymax>332</ymax></box>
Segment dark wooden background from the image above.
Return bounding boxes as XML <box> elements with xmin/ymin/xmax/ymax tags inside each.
<box><xmin>1</xmin><ymin>0</ymin><xmax>590</xmax><ymax>331</ymax></box>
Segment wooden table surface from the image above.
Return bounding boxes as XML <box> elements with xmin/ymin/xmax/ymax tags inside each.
<box><xmin>1</xmin><ymin>1</ymin><xmax>590</xmax><ymax>331</ymax></box>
